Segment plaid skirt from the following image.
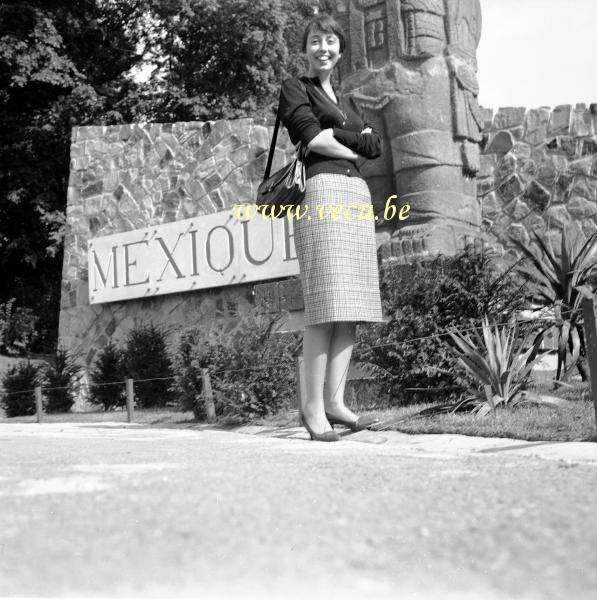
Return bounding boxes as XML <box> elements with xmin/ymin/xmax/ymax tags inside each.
<box><xmin>294</xmin><ymin>173</ymin><xmax>383</xmax><ymax>326</ymax></box>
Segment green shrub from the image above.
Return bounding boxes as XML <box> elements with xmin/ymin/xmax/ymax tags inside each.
<box><xmin>44</xmin><ymin>349</ymin><xmax>82</xmax><ymax>413</ymax></box>
<box><xmin>121</xmin><ymin>322</ymin><xmax>174</xmax><ymax>408</ymax></box>
<box><xmin>512</xmin><ymin>226</ymin><xmax>597</xmax><ymax>381</ymax></box>
<box><xmin>445</xmin><ymin>317</ymin><xmax>544</xmax><ymax>416</ymax></box>
<box><xmin>0</xmin><ymin>361</ymin><xmax>42</xmax><ymax>417</ymax></box>
<box><xmin>354</xmin><ymin>249</ymin><xmax>530</xmax><ymax>404</ymax></box>
<box><xmin>89</xmin><ymin>340</ymin><xmax>126</xmax><ymax>411</ymax></box>
<box><xmin>0</xmin><ymin>299</ymin><xmax>38</xmax><ymax>355</ymax></box>
<box><xmin>171</xmin><ymin>312</ymin><xmax>300</xmax><ymax>422</ymax></box>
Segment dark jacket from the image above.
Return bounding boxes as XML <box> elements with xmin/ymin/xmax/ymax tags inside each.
<box><xmin>278</xmin><ymin>75</ymin><xmax>382</xmax><ymax>180</ymax></box>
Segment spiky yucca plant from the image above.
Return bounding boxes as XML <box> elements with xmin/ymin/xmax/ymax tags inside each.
<box><xmin>445</xmin><ymin>317</ymin><xmax>544</xmax><ymax>417</ymax></box>
<box><xmin>512</xmin><ymin>227</ymin><xmax>597</xmax><ymax>381</ymax></box>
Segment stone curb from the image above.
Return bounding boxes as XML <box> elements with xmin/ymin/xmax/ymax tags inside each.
<box><xmin>1</xmin><ymin>421</ymin><xmax>595</xmax><ymax>466</ymax></box>
<box><xmin>234</xmin><ymin>425</ymin><xmax>597</xmax><ymax>465</ymax></box>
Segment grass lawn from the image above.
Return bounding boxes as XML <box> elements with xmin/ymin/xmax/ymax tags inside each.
<box><xmin>258</xmin><ymin>383</ymin><xmax>597</xmax><ymax>442</ymax></box>
<box><xmin>357</xmin><ymin>381</ymin><xmax>596</xmax><ymax>442</ymax></box>
<box><xmin>366</xmin><ymin>401</ymin><xmax>596</xmax><ymax>442</ymax></box>
<box><xmin>376</xmin><ymin>379</ymin><xmax>597</xmax><ymax>441</ymax></box>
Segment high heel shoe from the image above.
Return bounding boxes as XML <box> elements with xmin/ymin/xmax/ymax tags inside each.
<box><xmin>325</xmin><ymin>411</ymin><xmax>379</xmax><ymax>432</ymax></box>
<box><xmin>300</xmin><ymin>414</ymin><xmax>340</xmax><ymax>442</ymax></box>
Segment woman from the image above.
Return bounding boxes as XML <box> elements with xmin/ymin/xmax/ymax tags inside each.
<box><xmin>278</xmin><ymin>14</ymin><xmax>384</xmax><ymax>441</ymax></box>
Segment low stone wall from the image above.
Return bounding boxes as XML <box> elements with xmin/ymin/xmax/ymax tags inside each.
<box><xmin>479</xmin><ymin>103</ymin><xmax>597</xmax><ymax>254</ymax></box>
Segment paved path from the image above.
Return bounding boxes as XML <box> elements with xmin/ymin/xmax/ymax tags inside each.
<box><xmin>0</xmin><ymin>422</ymin><xmax>596</xmax><ymax>599</ymax></box>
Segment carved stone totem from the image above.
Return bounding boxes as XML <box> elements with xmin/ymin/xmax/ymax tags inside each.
<box><xmin>333</xmin><ymin>0</ymin><xmax>484</xmax><ymax>259</ymax></box>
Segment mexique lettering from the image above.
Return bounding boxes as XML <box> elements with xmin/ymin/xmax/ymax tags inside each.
<box><xmin>88</xmin><ymin>211</ymin><xmax>299</xmax><ymax>304</ymax></box>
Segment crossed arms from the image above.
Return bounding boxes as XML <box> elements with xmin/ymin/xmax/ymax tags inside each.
<box><xmin>279</xmin><ymin>78</ymin><xmax>382</xmax><ymax>162</ymax></box>
<box><xmin>308</xmin><ymin>127</ymin><xmax>378</xmax><ymax>161</ymax></box>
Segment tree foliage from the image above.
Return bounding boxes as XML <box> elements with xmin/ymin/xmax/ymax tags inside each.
<box><xmin>146</xmin><ymin>0</ymin><xmax>287</xmax><ymax>121</ymax></box>
<box><xmin>0</xmin><ymin>1</ymin><xmax>150</xmax><ymax>351</ymax></box>
<box><xmin>0</xmin><ymin>298</ymin><xmax>38</xmax><ymax>355</ymax></box>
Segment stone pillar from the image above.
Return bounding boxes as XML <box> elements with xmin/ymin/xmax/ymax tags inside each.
<box><xmin>334</xmin><ymin>0</ymin><xmax>485</xmax><ymax>260</ymax></box>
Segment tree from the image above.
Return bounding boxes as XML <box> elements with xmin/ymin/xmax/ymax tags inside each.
<box><xmin>0</xmin><ymin>1</ymin><xmax>150</xmax><ymax>352</ymax></box>
<box><xmin>121</xmin><ymin>322</ymin><xmax>174</xmax><ymax>408</ymax></box>
<box><xmin>44</xmin><ymin>348</ymin><xmax>82</xmax><ymax>413</ymax></box>
<box><xmin>89</xmin><ymin>340</ymin><xmax>126</xmax><ymax>411</ymax></box>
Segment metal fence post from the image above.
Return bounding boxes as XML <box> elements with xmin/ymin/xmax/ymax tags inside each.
<box><xmin>125</xmin><ymin>378</ymin><xmax>134</xmax><ymax>423</ymax></box>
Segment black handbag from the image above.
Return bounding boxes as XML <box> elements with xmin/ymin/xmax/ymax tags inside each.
<box><xmin>256</xmin><ymin>100</ymin><xmax>307</xmax><ymax>218</ymax></box>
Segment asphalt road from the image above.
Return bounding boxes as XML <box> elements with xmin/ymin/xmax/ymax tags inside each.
<box><xmin>0</xmin><ymin>423</ymin><xmax>596</xmax><ymax>599</ymax></box>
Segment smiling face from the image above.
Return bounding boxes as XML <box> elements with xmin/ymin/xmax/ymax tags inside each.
<box><xmin>305</xmin><ymin>29</ymin><xmax>342</xmax><ymax>77</ymax></box>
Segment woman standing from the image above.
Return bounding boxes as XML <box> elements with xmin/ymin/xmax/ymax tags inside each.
<box><xmin>279</xmin><ymin>14</ymin><xmax>384</xmax><ymax>441</ymax></box>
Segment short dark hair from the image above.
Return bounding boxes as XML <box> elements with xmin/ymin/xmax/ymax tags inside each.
<box><xmin>301</xmin><ymin>14</ymin><xmax>346</xmax><ymax>54</ymax></box>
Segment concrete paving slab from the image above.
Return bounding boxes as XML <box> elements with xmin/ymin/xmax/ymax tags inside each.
<box><xmin>0</xmin><ymin>422</ymin><xmax>596</xmax><ymax>599</ymax></box>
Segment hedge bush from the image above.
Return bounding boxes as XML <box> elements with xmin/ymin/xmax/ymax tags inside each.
<box><xmin>171</xmin><ymin>312</ymin><xmax>300</xmax><ymax>422</ymax></box>
<box><xmin>354</xmin><ymin>249</ymin><xmax>530</xmax><ymax>404</ymax></box>
<box><xmin>89</xmin><ymin>340</ymin><xmax>126</xmax><ymax>411</ymax></box>
<box><xmin>121</xmin><ymin>322</ymin><xmax>174</xmax><ymax>408</ymax></box>
<box><xmin>44</xmin><ymin>349</ymin><xmax>82</xmax><ymax>413</ymax></box>
<box><xmin>0</xmin><ymin>361</ymin><xmax>42</xmax><ymax>417</ymax></box>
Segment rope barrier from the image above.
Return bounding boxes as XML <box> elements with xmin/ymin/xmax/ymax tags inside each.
<box><xmin>2</xmin><ymin>388</ymin><xmax>38</xmax><ymax>397</ymax></box>
<box><xmin>132</xmin><ymin>376</ymin><xmax>176</xmax><ymax>384</ymax></box>
<box><xmin>211</xmin><ymin>364</ymin><xmax>293</xmax><ymax>376</ymax></box>
<box><xmin>85</xmin><ymin>380</ymin><xmax>128</xmax><ymax>389</ymax></box>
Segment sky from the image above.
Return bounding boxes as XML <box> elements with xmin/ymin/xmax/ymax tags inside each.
<box><xmin>477</xmin><ymin>0</ymin><xmax>597</xmax><ymax>109</ymax></box>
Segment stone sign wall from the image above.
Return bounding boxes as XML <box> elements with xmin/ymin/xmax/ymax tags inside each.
<box><xmin>88</xmin><ymin>210</ymin><xmax>298</xmax><ymax>304</ymax></box>
<box><xmin>59</xmin><ymin>118</ymin><xmax>295</xmax><ymax>366</ymax></box>
<box><xmin>59</xmin><ymin>102</ymin><xmax>597</xmax><ymax>371</ymax></box>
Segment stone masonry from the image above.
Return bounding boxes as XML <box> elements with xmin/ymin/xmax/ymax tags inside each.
<box><xmin>479</xmin><ymin>103</ymin><xmax>597</xmax><ymax>256</ymax></box>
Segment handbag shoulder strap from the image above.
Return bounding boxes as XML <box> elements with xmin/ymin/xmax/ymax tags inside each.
<box><xmin>263</xmin><ymin>104</ymin><xmax>281</xmax><ymax>181</ymax></box>
<box><xmin>263</xmin><ymin>79</ymin><xmax>307</xmax><ymax>180</ymax></box>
